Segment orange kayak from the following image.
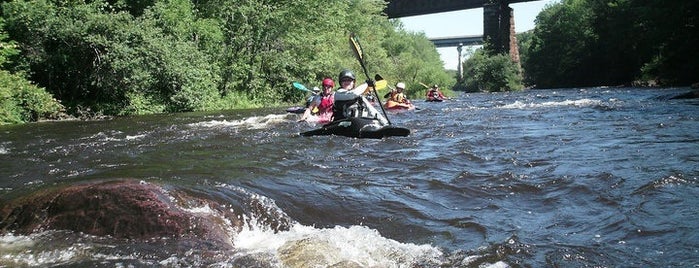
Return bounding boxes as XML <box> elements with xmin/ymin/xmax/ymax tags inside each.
<box><xmin>384</xmin><ymin>100</ymin><xmax>415</xmax><ymax>110</ymax></box>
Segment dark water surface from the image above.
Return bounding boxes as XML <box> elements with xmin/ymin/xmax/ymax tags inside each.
<box><xmin>1</xmin><ymin>88</ymin><xmax>698</xmax><ymax>267</ymax></box>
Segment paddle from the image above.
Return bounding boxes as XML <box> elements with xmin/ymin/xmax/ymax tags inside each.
<box><xmin>374</xmin><ymin>79</ymin><xmax>387</xmax><ymax>90</ymax></box>
<box><xmin>419</xmin><ymin>82</ymin><xmax>431</xmax><ymax>89</ymax></box>
<box><xmin>349</xmin><ymin>33</ymin><xmax>392</xmax><ymax>125</ymax></box>
<box><xmin>292</xmin><ymin>82</ymin><xmax>318</xmax><ymax>94</ymax></box>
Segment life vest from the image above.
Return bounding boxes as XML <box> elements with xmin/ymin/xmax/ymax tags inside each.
<box><xmin>333</xmin><ymin>96</ymin><xmax>366</xmax><ymax>121</ymax></box>
<box><xmin>390</xmin><ymin>92</ymin><xmax>407</xmax><ymax>103</ymax></box>
<box><xmin>427</xmin><ymin>89</ymin><xmax>438</xmax><ymax>100</ymax></box>
<box><xmin>318</xmin><ymin>94</ymin><xmax>334</xmax><ymax>115</ymax></box>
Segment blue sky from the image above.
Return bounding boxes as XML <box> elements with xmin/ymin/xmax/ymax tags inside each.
<box><xmin>398</xmin><ymin>0</ymin><xmax>559</xmax><ymax>70</ymax></box>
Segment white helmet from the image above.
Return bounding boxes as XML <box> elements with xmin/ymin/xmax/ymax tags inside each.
<box><xmin>396</xmin><ymin>82</ymin><xmax>406</xmax><ymax>89</ymax></box>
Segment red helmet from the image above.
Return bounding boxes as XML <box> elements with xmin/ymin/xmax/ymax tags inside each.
<box><xmin>322</xmin><ymin>78</ymin><xmax>335</xmax><ymax>88</ymax></box>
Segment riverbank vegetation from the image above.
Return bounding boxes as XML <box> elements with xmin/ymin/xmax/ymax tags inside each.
<box><xmin>0</xmin><ymin>0</ymin><xmax>453</xmax><ymax>124</ymax></box>
<box><xmin>461</xmin><ymin>0</ymin><xmax>697</xmax><ymax>92</ymax></box>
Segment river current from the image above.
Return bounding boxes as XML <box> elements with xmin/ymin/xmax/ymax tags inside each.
<box><xmin>1</xmin><ymin>87</ymin><xmax>697</xmax><ymax>267</ymax></box>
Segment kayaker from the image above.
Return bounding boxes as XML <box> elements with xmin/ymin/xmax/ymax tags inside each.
<box><xmin>299</xmin><ymin>78</ymin><xmax>335</xmax><ymax>122</ymax></box>
<box><xmin>332</xmin><ymin>69</ymin><xmax>385</xmax><ymax>123</ymax></box>
<box><xmin>426</xmin><ymin>84</ymin><xmax>447</xmax><ymax>101</ymax></box>
<box><xmin>385</xmin><ymin>82</ymin><xmax>413</xmax><ymax>109</ymax></box>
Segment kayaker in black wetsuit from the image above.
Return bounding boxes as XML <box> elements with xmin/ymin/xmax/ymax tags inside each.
<box><xmin>332</xmin><ymin>70</ymin><xmax>386</xmax><ymax>124</ymax></box>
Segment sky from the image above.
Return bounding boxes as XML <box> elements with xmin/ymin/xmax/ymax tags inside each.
<box><xmin>398</xmin><ymin>0</ymin><xmax>559</xmax><ymax>70</ymax></box>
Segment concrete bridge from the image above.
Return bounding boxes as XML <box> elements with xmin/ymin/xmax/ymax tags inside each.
<box><xmin>384</xmin><ymin>0</ymin><xmax>540</xmax><ymax>79</ymax></box>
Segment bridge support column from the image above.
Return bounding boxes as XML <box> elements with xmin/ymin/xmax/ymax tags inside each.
<box><xmin>457</xmin><ymin>44</ymin><xmax>463</xmax><ymax>82</ymax></box>
<box><xmin>483</xmin><ymin>0</ymin><xmax>521</xmax><ymax>68</ymax></box>
<box><xmin>483</xmin><ymin>0</ymin><xmax>510</xmax><ymax>55</ymax></box>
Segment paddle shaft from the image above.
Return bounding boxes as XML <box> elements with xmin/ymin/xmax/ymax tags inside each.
<box><xmin>349</xmin><ymin>33</ymin><xmax>392</xmax><ymax>125</ymax></box>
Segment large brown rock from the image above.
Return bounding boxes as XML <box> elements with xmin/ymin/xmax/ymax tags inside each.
<box><xmin>0</xmin><ymin>180</ymin><xmax>241</xmax><ymax>249</ymax></box>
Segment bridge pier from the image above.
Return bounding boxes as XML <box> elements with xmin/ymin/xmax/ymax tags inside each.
<box><xmin>457</xmin><ymin>44</ymin><xmax>463</xmax><ymax>81</ymax></box>
<box><xmin>483</xmin><ymin>0</ymin><xmax>521</xmax><ymax>66</ymax></box>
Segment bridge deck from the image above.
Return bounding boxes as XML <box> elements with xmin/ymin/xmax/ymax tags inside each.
<box><xmin>385</xmin><ymin>0</ymin><xmax>537</xmax><ymax>18</ymax></box>
<box><xmin>430</xmin><ymin>35</ymin><xmax>483</xmax><ymax>47</ymax></box>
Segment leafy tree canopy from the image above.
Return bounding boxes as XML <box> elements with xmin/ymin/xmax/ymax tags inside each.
<box><xmin>1</xmin><ymin>0</ymin><xmax>455</xmax><ymax>122</ymax></box>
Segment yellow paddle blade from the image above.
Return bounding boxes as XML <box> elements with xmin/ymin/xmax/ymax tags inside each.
<box><xmin>363</xmin><ymin>80</ymin><xmax>388</xmax><ymax>94</ymax></box>
<box><xmin>375</xmin><ymin>80</ymin><xmax>387</xmax><ymax>90</ymax></box>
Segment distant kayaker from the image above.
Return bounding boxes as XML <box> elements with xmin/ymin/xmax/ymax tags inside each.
<box><xmin>299</xmin><ymin>78</ymin><xmax>335</xmax><ymax>123</ymax></box>
<box><xmin>384</xmin><ymin>82</ymin><xmax>413</xmax><ymax>109</ymax></box>
<box><xmin>426</xmin><ymin>84</ymin><xmax>447</xmax><ymax>102</ymax></box>
<box><xmin>332</xmin><ymin>69</ymin><xmax>386</xmax><ymax>124</ymax></box>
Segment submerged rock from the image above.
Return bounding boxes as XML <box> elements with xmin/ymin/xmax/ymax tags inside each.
<box><xmin>0</xmin><ymin>180</ymin><xmax>241</xmax><ymax>249</ymax></box>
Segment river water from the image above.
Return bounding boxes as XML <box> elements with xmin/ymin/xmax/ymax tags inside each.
<box><xmin>1</xmin><ymin>87</ymin><xmax>697</xmax><ymax>267</ymax></box>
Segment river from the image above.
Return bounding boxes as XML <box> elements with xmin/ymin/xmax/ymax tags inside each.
<box><xmin>1</xmin><ymin>87</ymin><xmax>697</xmax><ymax>267</ymax></box>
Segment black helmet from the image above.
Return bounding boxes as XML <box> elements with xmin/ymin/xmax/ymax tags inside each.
<box><xmin>338</xmin><ymin>69</ymin><xmax>356</xmax><ymax>81</ymax></box>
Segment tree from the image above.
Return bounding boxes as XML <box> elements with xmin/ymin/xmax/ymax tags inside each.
<box><xmin>1</xmin><ymin>18</ymin><xmax>64</xmax><ymax>124</ymax></box>
<box><xmin>523</xmin><ymin>0</ymin><xmax>699</xmax><ymax>88</ymax></box>
<box><xmin>2</xmin><ymin>0</ymin><xmax>455</xmax><ymax>120</ymax></box>
<box><xmin>524</xmin><ymin>0</ymin><xmax>597</xmax><ymax>88</ymax></box>
<box><xmin>463</xmin><ymin>48</ymin><xmax>522</xmax><ymax>92</ymax></box>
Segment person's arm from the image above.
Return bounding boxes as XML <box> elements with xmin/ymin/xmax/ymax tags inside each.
<box><xmin>351</xmin><ymin>82</ymin><xmax>368</xmax><ymax>96</ymax></box>
<box><xmin>298</xmin><ymin>97</ymin><xmax>319</xmax><ymax>121</ymax></box>
<box><xmin>335</xmin><ymin>83</ymin><xmax>369</xmax><ymax>101</ymax></box>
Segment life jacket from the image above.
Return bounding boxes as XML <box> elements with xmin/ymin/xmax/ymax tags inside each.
<box><xmin>318</xmin><ymin>94</ymin><xmax>334</xmax><ymax>115</ymax></box>
<box><xmin>333</xmin><ymin>96</ymin><xmax>366</xmax><ymax>121</ymax></box>
<box><xmin>427</xmin><ymin>89</ymin><xmax>438</xmax><ymax>100</ymax></box>
<box><xmin>390</xmin><ymin>92</ymin><xmax>407</xmax><ymax>103</ymax></box>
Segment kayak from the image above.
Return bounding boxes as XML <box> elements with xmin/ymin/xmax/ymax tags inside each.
<box><xmin>286</xmin><ymin>106</ymin><xmax>306</xmax><ymax>114</ymax></box>
<box><xmin>425</xmin><ymin>98</ymin><xmax>444</xmax><ymax>102</ymax></box>
<box><xmin>301</xmin><ymin>113</ymin><xmax>332</xmax><ymax>124</ymax></box>
<box><xmin>384</xmin><ymin>100</ymin><xmax>416</xmax><ymax>110</ymax></box>
<box><xmin>300</xmin><ymin>117</ymin><xmax>410</xmax><ymax>139</ymax></box>
<box><xmin>287</xmin><ymin>106</ymin><xmax>320</xmax><ymax>114</ymax></box>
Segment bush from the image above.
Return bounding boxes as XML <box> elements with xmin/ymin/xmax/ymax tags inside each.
<box><xmin>463</xmin><ymin>50</ymin><xmax>523</xmax><ymax>92</ymax></box>
<box><xmin>0</xmin><ymin>70</ymin><xmax>64</xmax><ymax>124</ymax></box>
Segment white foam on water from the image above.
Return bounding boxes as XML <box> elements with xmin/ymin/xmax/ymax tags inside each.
<box><xmin>189</xmin><ymin>114</ymin><xmax>292</xmax><ymax>130</ymax></box>
<box><xmin>0</xmin><ymin>233</ymin><xmax>85</xmax><ymax>267</ymax></box>
<box><xmin>233</xmin><ymin>222</ymin><xmax>444</xmax><ymax>267</ymax></box>
<box><xmin>500</xmin><ymin>98</ymin><xmax>606</xmax><ymax>109</ymax></box>
<box><xmin>125</xmin><ymin>134</ymin><xmax>147</xmax><ymax>140</ymax></box>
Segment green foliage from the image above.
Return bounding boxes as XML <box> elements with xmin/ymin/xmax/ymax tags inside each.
<box><xmin>523</xmin><ymin>0</ymin><xmax>597</xmax><ymax>88</ymax></box>
<box><xmin>0</xmin><ymin>17</ymin><xmax>63</xmax><ymax>124</ymax></box>
<box><xmin>1</xmin><ymin>0</ymin><xmax>454</xmax><ymax>121</ymax></box>
<box><xmin>523</xmin><ymin>0</ymin><xmax>699</xmax><ymax>88</ymax></box>
<box><xmin>463</xmin><ymin>49</ymin><xmax>523</xmax><ymax>92</ymax></box>
<box><xmin>0</xmin><ymin>18</ymin><xmax>20</xmax><ymax>69</ymax></box>
<box><xmin>0</xmin><ymin>70</ymin><xmax>64</xmax><ymax>124</ymax></box>
<box><xmin>379</xmin><ymin>24</ymin><xmax>456</xmax><ymax>99</ymax></box>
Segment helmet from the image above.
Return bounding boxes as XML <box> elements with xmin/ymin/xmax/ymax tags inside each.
<box><xmin>338</xmin><ymin>70</ymin><xmax>356</xmax><ymax>82</ymax></box>
<box><xmin>432</xmin><ymin>84</ymin><xmax>439</xmax><ymax>88</ymax></box>
<box><xmin>396</xmin><ymin>82</ymin><xmax>406</xmax><ymax>89</ymax></box>
<box><xmin>322</xmin><ymin>78</ymin><xmax>335</xmax><ymax>88</ymax></box>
